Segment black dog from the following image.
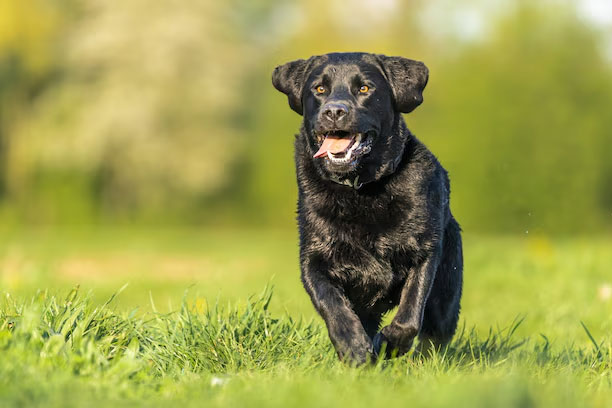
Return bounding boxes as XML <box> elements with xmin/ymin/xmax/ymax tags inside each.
<box><xmin>272</xmin><ymin>52</ymin><xmax>463</xmax><ymax>364</ymax></box>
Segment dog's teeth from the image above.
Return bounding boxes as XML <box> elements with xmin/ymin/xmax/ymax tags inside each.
<box><xmin>327</xmin><ymin>151</ymin><xmax>333</xmax><ymax>160</ymax></box>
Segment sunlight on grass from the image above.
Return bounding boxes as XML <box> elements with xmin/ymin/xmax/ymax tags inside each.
<box><xmin>0</xmin><ymin>285</ymin><xmax>610</xmax><ymax>407</ymax></box>
<box><xmin>0</xmin><ymin>228</ymin><xmax>611</xmax><ymax>407</ymax></box>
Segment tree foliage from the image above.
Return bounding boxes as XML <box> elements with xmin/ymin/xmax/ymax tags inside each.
<box><xmin>0</xmin><ymin>0</ymin><xmax>610</xmax><ymax>232</ymax></box>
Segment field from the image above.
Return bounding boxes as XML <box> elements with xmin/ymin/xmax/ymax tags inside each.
<box><xmin>1</xmin><ymin>227</ymin><xmax>611</xmax><ymax>407</ymax></box>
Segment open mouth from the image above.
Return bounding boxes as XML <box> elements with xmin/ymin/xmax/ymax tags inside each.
<box><xmin>313</xmin><ymin>130</ymin><xmax>374</xmax><ymax>165</ymax></box>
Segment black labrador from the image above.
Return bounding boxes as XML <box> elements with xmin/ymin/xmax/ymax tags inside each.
<box><xmin>272</xmin><ymin>52</ymin><xmax>463</xmax><ymax>364</ymax></box>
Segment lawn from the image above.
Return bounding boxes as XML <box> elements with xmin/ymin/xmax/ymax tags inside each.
<box><xmin>1</xmin><ymin>227</ymin><xmax>611</xmax><ymax>407</ymax></box>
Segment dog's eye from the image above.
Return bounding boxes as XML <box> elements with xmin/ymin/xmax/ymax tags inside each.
<box><xmin>315</xmin><ymin>86</ymin><xmax>326</xmax><ymax>94</ymax></box>
<box><xmin>359</xmin><ymin>85</ymin><xmax>369</xmax><ymax>93</ymax></box>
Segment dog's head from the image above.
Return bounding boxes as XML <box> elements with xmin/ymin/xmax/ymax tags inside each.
<box><xmin>272</xmin><ymin>52</ymin><xmax>428</xmax><ymax>186</ymax></box>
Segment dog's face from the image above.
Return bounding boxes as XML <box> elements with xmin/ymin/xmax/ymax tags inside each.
<box><xmin>273</xmin><ymin>52</ymin><xmax>428</xmax><ymax>181</ymax></box>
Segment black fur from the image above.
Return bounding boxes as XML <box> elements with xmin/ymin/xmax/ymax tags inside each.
<box><xmin>272</xmin><ymin>52</ymin><xmax>463</xmax><ymax>364</ymax></box>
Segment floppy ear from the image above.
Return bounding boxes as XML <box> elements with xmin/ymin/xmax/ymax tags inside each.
<box><xmin>272</xmin><ymin>58</ymin><xmax>312</xmax><ymax>115</ymax></box>
<box><xmin>376</xmin><ymin>55</ymin><xmax>429</xmax><ymax>113</ymax></box>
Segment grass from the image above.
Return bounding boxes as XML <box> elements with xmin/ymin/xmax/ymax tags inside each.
<box><xmin>0</xmin><ymin>227</ymin><xmax>611</xmax><ymax>407</ymax></box>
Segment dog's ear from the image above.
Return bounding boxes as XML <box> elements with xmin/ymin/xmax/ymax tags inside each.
<box><xmin>376</xmin><ymin>55</ymin><xmax>429</xmax><ymax>113</ymax></box>
<box><xmin>272</xmin><ymin>58</ymin><xmax>314</xmax><ymax>115</ymax></box>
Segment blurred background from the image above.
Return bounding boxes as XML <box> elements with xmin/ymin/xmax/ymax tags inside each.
<box><xmin>0</xmin><ymin>0</ymin><xmax>611</xmax><ymax>339</ymax></box>
<box><xmin>2</xmin><ymin>0</ymin><xmax>611</xmax><ymax>232</ymax></box>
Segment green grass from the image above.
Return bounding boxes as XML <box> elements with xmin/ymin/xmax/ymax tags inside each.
<box><xmin>1</xmin><ymin>228</ymin><xmax>611</xmax><ymax>407</ymax></box>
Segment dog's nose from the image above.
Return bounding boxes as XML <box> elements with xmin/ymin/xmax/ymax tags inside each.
<box><xmin>322</xmin><ymin>103</ymin><xmax>349</xmax><ymax>123</ymax></box>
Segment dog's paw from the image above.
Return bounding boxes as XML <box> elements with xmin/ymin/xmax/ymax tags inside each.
<box><xmin>337</xmin><ymin>344</ymin><xmax>376</xmax><ymax>366</ymax></box>
<box><xmin>374</xmin><ymin>324</ymin><xmax>417</xmax><ymax>358</ymax></box>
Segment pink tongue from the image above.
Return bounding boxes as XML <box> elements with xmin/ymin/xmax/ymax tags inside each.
<box><xmin>313</xmin><ymin>136</ymin><xmax>353</xmax><ymax>158</ymax></box>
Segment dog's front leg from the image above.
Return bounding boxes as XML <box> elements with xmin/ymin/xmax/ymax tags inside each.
<box><xmin>302</xmin><ymin>256</ymin><xmax>374</xmax><ymax>365</ymax></box>
<box><xmin>373</xmin><ymin>246</ymin><xmax>442</xmax><ymax>357</ymax></box>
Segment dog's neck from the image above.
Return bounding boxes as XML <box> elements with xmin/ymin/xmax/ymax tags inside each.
<box><xmin>327</xmin><ymin>153</ymin><xmax>404</xmax><ymax>190</ymax></box>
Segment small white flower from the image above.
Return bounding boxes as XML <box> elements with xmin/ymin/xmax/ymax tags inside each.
<box><xmin>210</xmin><ymin>376</ymin><xmax>229</xmax><ymax>387</ymax></box>
<box><xmin>598</xmin><ymin>283</ymin><xmax>611</xmax><ymax>302</ymax></box>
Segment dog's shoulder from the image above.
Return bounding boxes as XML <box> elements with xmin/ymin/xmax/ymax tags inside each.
<box><xmin>390</xmin><ymin>136</ymin><xmax>449</xmax><ymax>196</ymax></box>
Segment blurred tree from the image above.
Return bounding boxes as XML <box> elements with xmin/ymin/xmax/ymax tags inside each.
<box><xmin>6</xmin><ymin>0</ymin><xmax>255</xmax><ymax>220</ymax></box>
<box><xmin>0</xmin><ymin>0</ymin><xmax>65</xmax><ymax>200</ymax></box>
<box><xmin>419</xmin><ymin>2</ymin><xmax>612</xmax><ymax>233</ymax></box>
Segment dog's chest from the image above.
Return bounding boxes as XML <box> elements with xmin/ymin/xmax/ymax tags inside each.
<box><xmin>322</xmin><ymin>228</ymin><xmax>404</xmax><ymax>306</ymax></box>
<box><xmin>301</xmin><ymin>183</ymin><xmax>415</xmax><ymax>306</ymax></box>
